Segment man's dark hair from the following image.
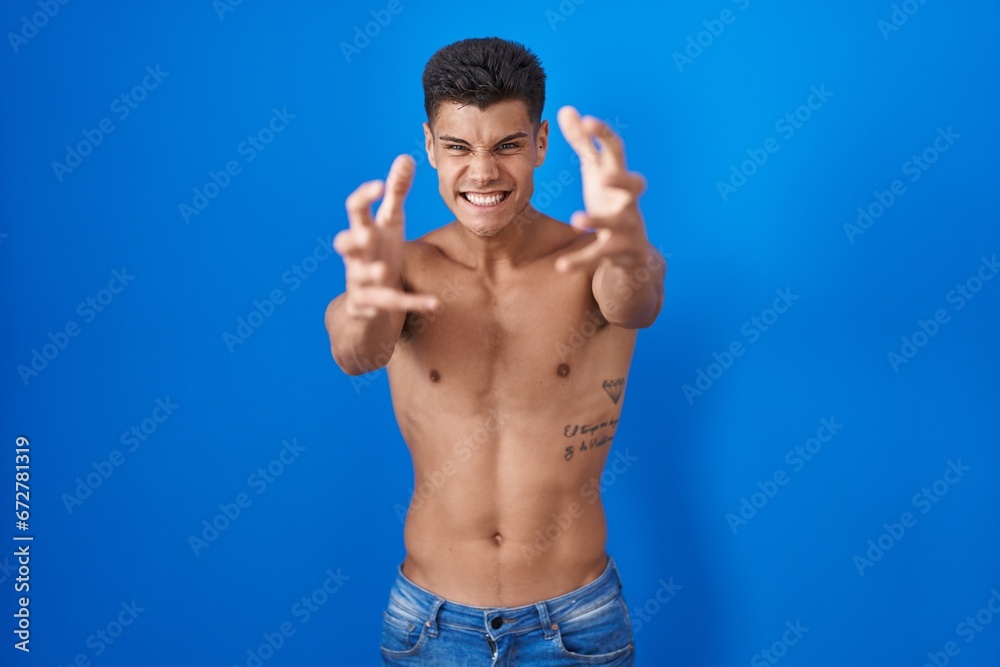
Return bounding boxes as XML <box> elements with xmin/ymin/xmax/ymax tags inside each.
<box><xmin>422</xmin><ymin>37</ymin><xmax>546</xmax><ymax>128</ymax></box>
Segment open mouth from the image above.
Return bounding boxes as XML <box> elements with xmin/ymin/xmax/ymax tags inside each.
<box><xmin>460</xmin><ymin>191</ymin><xmax>510</xmax><ymax>208</ymax></box>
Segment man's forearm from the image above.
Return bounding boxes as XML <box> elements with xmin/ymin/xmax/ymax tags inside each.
<box><xmin>325</xmin><ymin>294</ymin><xmax>405</xmax><ymax>375</ymax></box>
<box><xmin>593</xmin><ymin>244</ymin><xmax>666</xmax><ymax>329</ymax></box>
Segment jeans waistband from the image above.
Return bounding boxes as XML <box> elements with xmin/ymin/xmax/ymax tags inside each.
<box><xmin>387</xmin><ymin>555</ymin><xmax>623</xmax><ymax>640</ymax></box>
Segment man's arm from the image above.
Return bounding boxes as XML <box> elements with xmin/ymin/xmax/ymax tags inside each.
<box><xmin>554</xmin><ymin>106</ymin><xmax>666</xmax><ymax>328</ymax></box>
<box><xmin>591</xmin><ymin>243</ymin><xmax>666</xmax><ymax>329</ymax></box>
<box><xmin>326</xmin><ymin>155</ymin><xmax>439</xmax><ymax>375</ymax></box>
<box><xmin>325</xmin><ymin>293</ymin><xmax>406</xmax><ymax>376</ymax></box>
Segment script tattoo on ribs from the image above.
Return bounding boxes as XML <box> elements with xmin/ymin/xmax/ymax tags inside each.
<box><xmin>563</xmin><ymin>417</ymin><xmax>619</xmax><ymax>461</ymax></box>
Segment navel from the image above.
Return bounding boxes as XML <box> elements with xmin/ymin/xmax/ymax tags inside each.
<box><xmin>429</xmin><ymin>369</ymin><xmax>440</xmax><ymax>383</ymax></box>
<box><xmin>557</xmin><ymin>363</ymin><xmax>570</xmax><ymax>377</ymax></box>
<box><xmin>492</xmin><ymin>532</ymin><xmax>503</xmax><ymax>546</ymax></box>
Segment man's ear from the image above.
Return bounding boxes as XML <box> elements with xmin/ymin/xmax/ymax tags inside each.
<box><xmin>534</xmin><ymin>119</ymin><xmax>549</xmax><ymax>167</ymax></box>
<box><xmin>423</xmin><ymin>122</ymin><xmax>437</xmax><ymax>169</ymax></box>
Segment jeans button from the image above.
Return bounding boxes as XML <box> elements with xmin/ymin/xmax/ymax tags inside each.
<box><xmin>490</xmin><ymin>617</ymin><xmax>503</xmax><ymax>630</ymax></box>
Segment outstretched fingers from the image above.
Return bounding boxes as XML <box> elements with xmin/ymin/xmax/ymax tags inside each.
<box><xmin>582</xmin><ymin>116</ymin><xmax>626</xmax><ymax>171</ymax></box>
<box><xmin>349</xmin><ymin>286</ymin><xmax>440</xmax><ymax>317</ymax></box>
<box><xmin>556</xmin><ymin>230</ymin><xmax>610</xmax><ymax>273</ymax></box>
<box><xmin>601</xmin><ymin>170</ymin><xmax>646</xmax><ymax>198</ymax></box>
<box><xmin>334</xmin><ymin>227</ymin><xmax>374</xmax><ymax>257</ymax></box>
<box><xmin>345</xmin><ymin>179</ymin><xmax>384</xmax><ymax>227</ymax></box>
<box><xmin>556</xmin><ymin>234</ymin><xmax>646</xmax><ymax>273</ymax></box>
<box><xmin>559</xmin><ymin>106</ymin><xmax>630</xmax><ymax>174</ymax></box>
<box><xmin>375</xmin><ymin>154</ymin><xmax>416</xmax><ymax>229</ymax></box>
<box><xmin>558</xmin><ymin>106</ymin><xmax>599</xmax><ymax>166</ymax></box>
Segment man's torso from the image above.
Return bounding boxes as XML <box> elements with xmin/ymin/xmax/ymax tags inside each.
<box><xmin>387</xmin><ymin>217</ymin><xmax>637</xmax><ymax>607</ymax></box>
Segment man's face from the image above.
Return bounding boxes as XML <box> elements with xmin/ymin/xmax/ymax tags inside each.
<box><xmin>424</xmin><ymin>99</ymin><xmax>548</xmax><ymax>238</ymax></box>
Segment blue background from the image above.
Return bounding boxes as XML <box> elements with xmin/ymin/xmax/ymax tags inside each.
<box><xmin>2</xmin><ymin>1</ymin><xmax>998</xmax><ymax>665</ymax></box>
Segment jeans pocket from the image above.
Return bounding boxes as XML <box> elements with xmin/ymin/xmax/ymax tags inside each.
<box><xmin>554</xmin><ymin>594</ymin><xmax>635</xmax><ymax>663</ymax></box>
<box><xmin>380</xmin><ymin>608</ymin><xmax>427</xmax><ymax>656</ymax></box>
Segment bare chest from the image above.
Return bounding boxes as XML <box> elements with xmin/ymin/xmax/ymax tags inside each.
<box><xmin>406</xmin><ymin>267</ymin><xmax>594</xmax><ymax>360</ymax></box>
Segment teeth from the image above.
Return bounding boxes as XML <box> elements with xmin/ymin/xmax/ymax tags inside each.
<box><xmin>464</xmin><ymin>192</ymin><xmax>505</xmax><ymax>206</ymax></box>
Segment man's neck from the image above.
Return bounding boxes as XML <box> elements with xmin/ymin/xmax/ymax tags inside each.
<box><xmin>449</xmin><ymin>206</ymin><xmax>552</xmax><ymax>277</ymax></box>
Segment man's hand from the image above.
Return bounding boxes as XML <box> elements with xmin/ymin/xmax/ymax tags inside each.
<box><xmin>555</xmin><ymin>106</ymin><xmax>664</xmax><ymax>328</ymax></box>
<box><xmin>554</xmin><ymin>106</ymin><xmax>651</xmax><ymax>273</ymax></box>
<box><xmin>334</xmin><ymin>154</ymin><xmax>440</xmax><ymax>318</ymax></box>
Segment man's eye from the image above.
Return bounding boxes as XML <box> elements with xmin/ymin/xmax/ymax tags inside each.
<box><xmin>445</xmin><ymin>144</ymin><xmax>469</xmax><ymax>151</ymax></box>
<box><xmin>499</xmin><ymin>143</ymin><xmax>519</xmax><ymax>150</ymax></box>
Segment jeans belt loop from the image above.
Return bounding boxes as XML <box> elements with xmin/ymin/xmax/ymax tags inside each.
<box><xmin>536</xmin><ymin>602</ymin><xmax>557</xmax><ymax>640</ymax></box>
<box><xmin>424</xmin><ymin>598</ymin><xmax>444</xmax><ymax>637</ymax></box>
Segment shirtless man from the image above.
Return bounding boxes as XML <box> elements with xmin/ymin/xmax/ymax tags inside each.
<box><xmin>325</xmin><ymin>37</ymin><xmax>665</xmax><ymax>666</ymax></box>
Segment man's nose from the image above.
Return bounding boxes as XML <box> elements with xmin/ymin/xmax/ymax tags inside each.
<box><xmin>466</xmin><ymin>152</ymin><xmax>499</xmax><ymax>183</ymax></box>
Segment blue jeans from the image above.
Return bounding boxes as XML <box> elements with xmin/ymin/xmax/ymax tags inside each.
<box><xmin>380</xmin><ymin>555</ymin><xmax>635</xmax><ymax>666</ymax></box>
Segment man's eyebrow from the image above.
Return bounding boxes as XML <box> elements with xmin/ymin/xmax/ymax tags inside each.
<box><xmin>438</xmin><ymin>134</ymin><xmax>471</xmax><ymax>146</ymax></box>
<box><xmin>493</xmin><ymin>132</ymin><xmax>529</xmax><ymax>145</ymax></box>
<box><xmin>437</xmin><ymin>132</ymin><xmax>529</xmax><ymax>147</ymax></box>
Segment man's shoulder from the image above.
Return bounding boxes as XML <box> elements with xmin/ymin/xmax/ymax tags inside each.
<box><xmin>411</xmin><ymin>222</ymin><xmax>452</xmax><ymax>246</ymax></box>
<box><xmin>404</xmin><ymin>224</ymin><xmax>452</xmax><ymax>260</ymax></box>
<box><xmin>400</xmin><ymin>225</ymin><xmax>453</xmax><ymax>289</ymax></box>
